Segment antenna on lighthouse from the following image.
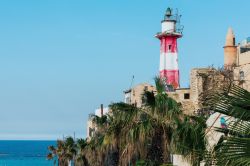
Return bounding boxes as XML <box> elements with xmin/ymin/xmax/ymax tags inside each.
<box><xmin>175</xmin><ymin>8</ymin><xmax>184</xmax><ymax>34</ymax></box>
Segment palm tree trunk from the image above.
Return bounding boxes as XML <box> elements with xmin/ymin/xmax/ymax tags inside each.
<box><xmin>147</xmin><ymin>127</ymin><xmax>165</xmax><ymax>164</ymax></box>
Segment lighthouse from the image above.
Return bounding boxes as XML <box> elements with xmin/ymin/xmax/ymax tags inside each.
<box><xmin>156</xmin><ymin>8</ymin><xmax>183</xmax><ymax>90</ymax></box>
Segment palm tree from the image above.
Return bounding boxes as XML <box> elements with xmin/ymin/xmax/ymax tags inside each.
<box><xmin>47</xmin><ymin>137</ymin><xmax>77</xmax><ymax>166</ymax></box>
<box><xmin>94</xmin><ymin>76</ymin><xmax>208</xmax><ymax>166</ymax></box>
<box><xmin>64</xmin><ymin>137</ymin><xmax>77</xmax><ymax>166</ymax></box>
<box><xmin>171</xmin><ymin>116</ymin><xmax>207</xmax><ymax>166</ymax></box>
<box><xmin>47</xmin><ymin>145</ymin><xmax>57</xmax><ymax>166</ymax></box>
<box><xmin>47</xmin><ymin>140</ymin><xmax>68</xmax><ymax>166</ymax></box>
<box><xmin>206</xmin><ymin>84</ymin><xmax>250</xmax><ymax>165</ymax></box>
<box><xmin>102</xmin><ymin>77</ymin><xmax>183</xmax><ymax>165</ymax></box>
<box><xmin>143</xmin><ymin>77</ymin><xmax>208</xmax><ymax>166</ymax></box>
<box><xmin>141</xmin><ymin>77</ymin><xmax>182</xmax><ymax>164</ymax></box>
<box><xmin>107</xmin><ymin>102</ymin><xmax>145</xmax><ymax>165</ymax></box>
<box><xmin>75</xmin><ymin>138</ymin><xmax>89</xmax><ymax>166</ymax></box>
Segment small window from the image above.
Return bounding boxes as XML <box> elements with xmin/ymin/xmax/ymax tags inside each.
<box><xmin>144</xmin><ymin>86</ymin><xmax>148</xmax><ymax>91</ymax></box>
<box><xmin>240</xmin><ymin>71</ymin><xmax>244</xmax><ymax>81</ymax></box>
<box><xmin>184</xmin><ymin>93</ymin><xmax>190</xmax><ymax>99</ymax></box>
<box><xmin>168</xmin><ymin>45</ymin><xmax>172</xmax><ymax>51</ymax></box>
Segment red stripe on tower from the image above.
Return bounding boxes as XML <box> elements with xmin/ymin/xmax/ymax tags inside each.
<box><xmin>156</xmin><ymin>8</ymin><xmax>183</xmax><ymax>90</ymax></box>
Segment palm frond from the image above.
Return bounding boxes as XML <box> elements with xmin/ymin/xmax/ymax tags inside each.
<box><xmin>206</xmin><ymin>84</ymin><xmax>250</xmax><ymax>165</ymax></box>
<box><xmin>154</xmin><ymin>76</ymin><xmax>167</xmax><ymax>94</ymax></box>
<box><xmin>210</xmin><ymin>84</ymin><xmax>250</xmax><ymax>121</ymax></box>
<box><xmin>215</xmin><ymin>136</ymin><xmax>250</xmax><ymax>166</ymax></box>
<box><xmin>143</xmin><ymin>90</ymin><xmax>156</xmax><ymax>108</ymax></box>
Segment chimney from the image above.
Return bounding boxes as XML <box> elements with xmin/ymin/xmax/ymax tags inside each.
<box><xmin>100</xmin><ymin>104</ymin><xmax>103</xmax><ymax>117</ymax></box>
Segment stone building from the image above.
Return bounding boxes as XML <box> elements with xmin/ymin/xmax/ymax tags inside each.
<box><xmin>220</xmin><ymin>27</ymin><xmax>250</xmax><ymax>91</ymax></box>
<box><xmin>233</xmin><ymin>38</ymin><xmax>250</xmax><ymax>91</ymax></box>
<box><xmin>86</xmin><ymin>104</ymin><xmax>110</xmax><ymax>139</ymax></box>
<box><xmin>124</xmin><ymin>83</ymin><xmax>156</xmax><ymax>108</ymax></box>
<box><xmin>122</xmin><ymin>69</ymin><xmax>226</xmax><ymax>115</ymax></box>
<box><xmin>86</xmin><ymin>114</ymin><xmax>96</xmax><ymax>139</ymax></box>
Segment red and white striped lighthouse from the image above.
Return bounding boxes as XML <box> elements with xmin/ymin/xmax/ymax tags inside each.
<box><xmin>156</xmin><ymin>8</ymin><xmax>183</xmax><ymax>90</ymax></box>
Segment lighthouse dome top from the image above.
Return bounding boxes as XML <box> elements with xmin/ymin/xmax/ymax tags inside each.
<box><xmin>163</xmin><ymin>8</ymin><xmax>176</xmax><ymax>22</ymax></box>
<box><xmin>165</xmin><ymin>8</ymin><xmax>172</xmax><ymax>17</ymax></box>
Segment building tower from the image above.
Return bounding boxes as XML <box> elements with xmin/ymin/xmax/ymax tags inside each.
<box><xmin>224</xmin><ymin>27</ymin><xmax>237</xmax><ymax>69</ymax></box>
<box><xmin>156</xmin><ymin>8</ymin><xmax>183</xmax><ymax>89</ymax></box>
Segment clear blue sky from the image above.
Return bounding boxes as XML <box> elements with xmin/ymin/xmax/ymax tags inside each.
<box><xmin>0</xmin><ymin>0</ymin><xmax>249</xmax><ymax>140</ymax></box>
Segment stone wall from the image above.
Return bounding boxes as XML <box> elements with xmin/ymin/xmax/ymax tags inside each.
<box><xmin>124</xmin><ymin>83</ymin><xmax>156</xmax><ymax>107</ymax></box>
<box><xmin>168</xmin><ymin>88</ymin><xmax>195</xmax><ymax>115</ymax></box>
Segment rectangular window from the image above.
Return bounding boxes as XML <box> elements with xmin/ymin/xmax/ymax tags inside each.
<box><xmin>184</xmin><ymin>93</ymin><xmax>190</xmax><ymax>99</ymax></box>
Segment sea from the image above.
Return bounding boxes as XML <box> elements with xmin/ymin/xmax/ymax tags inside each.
<box><xmin>0</xmin><ymin>140</ymin><xmax>56</xmax><ymax>166</ymax></box>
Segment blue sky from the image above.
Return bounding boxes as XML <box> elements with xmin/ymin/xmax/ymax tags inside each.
<box><xmin>0</xmin><ymin>0</ymin><xmax>249</xmax><ymax>140</ymax></box>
